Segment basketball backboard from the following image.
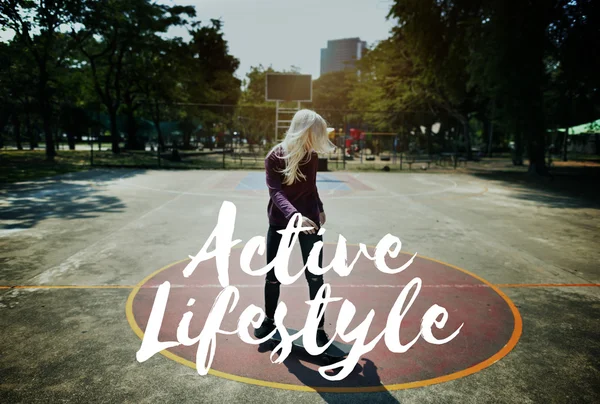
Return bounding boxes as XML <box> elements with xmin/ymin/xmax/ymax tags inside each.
<box><xmin>265</xmin><ymin>73</ymin><xmax>312</xmax><ymax>102</ymax></box>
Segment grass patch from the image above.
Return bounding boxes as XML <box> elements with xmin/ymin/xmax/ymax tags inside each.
<box><xmin>3</xmin><ymin>149</ymin><xmax>597</xmax><ymax>184</ymax></box>
<box><xmin>556</xmin><ymin>152</ymin><xmax>600</xmax><ymax>163</ymax></box>
<box><xmin>0</xmin><ymin>150</ymin><xmax>91</xmax><ymax>184</ymax></box>
<box><xmin>92</xmin><ymin>150</ymin><xmax>160</xmax><ymax>167</ymax></box>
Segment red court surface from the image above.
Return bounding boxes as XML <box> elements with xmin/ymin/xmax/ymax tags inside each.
<box><xmin>128</xmin><ymin>244</ymin><xmax>521</xmax><ymax>392</ymax></box>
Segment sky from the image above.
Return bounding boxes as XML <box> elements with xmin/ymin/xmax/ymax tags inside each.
<box><xmin>0</xmin><ymin>0</ymin><xmax>397</xmax><ymax>81</ymax></box>
<box><xmin>161</xmin><ymin>0</ymin><xmax>397</xmax><ymax>81</ymax></box>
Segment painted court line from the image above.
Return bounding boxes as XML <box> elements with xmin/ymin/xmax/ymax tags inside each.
<box><xmin>388</xmin><ymin>177</ymin><xmax>458</xmax><ymax>198</ymax></box>
<box><xmin>436</xmin><ymin>186</ymin><xmax>489</xmax><ymax>201</ymax></box>
<box><xmin>0</xmin><ymin>285</ymin><xmax>137</xmax><ymax>289</ymax></box>
<box><xmin>494</xmin><ymin>283</ymin><xmax>600</xmax><ymax>288</ymax></box>
<box><xmin>116</xmin><ymin>173</ymin><xmax>469</xmax><ymax>200</ymax></box>
<box><xmin>1</xmin><ymin>283</ymin><xmax>598</xmax><ymax>290</ymax></box>
<box><xmin>27</xmin><ymin>193</ymin><xmax>184</xmax><ymax>285</ymax></box>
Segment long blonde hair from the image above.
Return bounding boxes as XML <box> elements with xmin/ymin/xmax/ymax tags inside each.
<box><xmin>267</xmin><ymin>109</ymin><xmax>336</xmax><ymax>185</ymax></box>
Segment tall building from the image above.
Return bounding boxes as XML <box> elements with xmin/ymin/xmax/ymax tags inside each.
<box><xmin>320</xmin><ymin>37</ymin><xmax>367</xmax><ymax>76</ymax></box>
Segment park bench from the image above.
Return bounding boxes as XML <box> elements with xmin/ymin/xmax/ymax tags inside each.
<box><xmin>437</xmin><ymin>153</ymin><xmax>455</xmax><ymax>166</ymax></box>
<box><xmin>232</xmin><ymin>151</ymin><xmax>259</xmax><ymax>164</ymax></box>
<box><xmin>406</xmin><ymin>154</ymin><xmax>433</xmax><ymax>170</ymax></box>
<box><xmin>435</xmin><ymin>153</ymin><xmax>468</xmax><ymax>168</ymax></box>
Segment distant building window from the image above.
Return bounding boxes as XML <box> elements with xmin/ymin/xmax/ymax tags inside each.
<box><xmin>320</xmin><ymin>37</ymin><xmax>367</xmax><ymax>76</ymax></box>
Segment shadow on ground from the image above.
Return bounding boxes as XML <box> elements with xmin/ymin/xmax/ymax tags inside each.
<box><xmin>0</xmin><ymin>169</ymin><xmax>143</xmax><ymax>229</ymax></box>
<box><xmin>258</xmin><ymin>342</ymin><xmax>399</xmax><ymax>403</ymax></box>
<box><xmin>468</xmin><ymin>165</ymin><xmax>600</xmax><ymax>209</ymax></box>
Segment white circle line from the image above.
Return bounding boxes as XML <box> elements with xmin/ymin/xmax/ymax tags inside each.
<box><xmin>138</xmin><ymin>284</ymin><xmax>490</xmax><ymax>288</ymax></box>
<box><xmin>117</xmin><ymin>175</ymin><xmax>462</xmax><ymax>200</ymax></box>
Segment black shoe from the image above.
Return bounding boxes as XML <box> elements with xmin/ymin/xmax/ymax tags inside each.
<box><xmin>316</xmin><ymin>329</ymin><xmax>330</xmax><ymax>347</ymax></box>
<box><xmin>254</xmin><ymin>317</ymin><xmax>275</xmax><ymax>339</ymax></box>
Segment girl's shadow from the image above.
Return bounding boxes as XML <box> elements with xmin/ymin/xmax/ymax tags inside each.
<box><xmin>259</xmin><ymin>343</ymin><xmax>400</xmax><ymax>403</ymax></box>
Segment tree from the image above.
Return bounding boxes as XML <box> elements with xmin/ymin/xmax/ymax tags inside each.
<box><xmin>72</xmin><ymin>0</ymin><xmax>196</xmax><ymax>153</ymax></box>
<box><xmin>238</xmin><ymin>64</ymin><xmax>313</xmax><ymax>148</ymax></box>
<box><xmin>312</xmin><ymin>70</ymin><xmax>358</xmax><ymax>127</ymax></box>
<box><xmin>236</xmin><ymin>65</ymin><xmax>277</xmax><ymax>149</ymax></box>
<box><xmin>56</xmin><ymin>64</ymin><xmax>95</xmax><ymax>150</ymax></box>
<box><xmin>388</xmin><ymin>0</ymin><xmax>481</xmax><ymax>160</ymax></box>
<box><xmin>465</xmin><ymin>0</ymin><xmax>600</xmax><ymax>172</ymax></box>
<box><xmin>177</xmin><ymin>19</ymin><xmax>241</xmax><ymax>149</ymax></box>
<box><xmin>0</xmin><ymin>40</ymin><xmax>36</xmax><ymax>149</ymax></box>
<box><xmin>544</xmin><ymin>0</ymin><xmax>600</xmax><ymax>160</ymax></box>
<box><xmin>1</xmin><ymin>0</ymin><xmax>79</xmax><ymax>160</ymax></box>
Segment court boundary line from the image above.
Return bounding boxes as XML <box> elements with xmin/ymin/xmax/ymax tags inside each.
<box><xmin>1</xmin><ymin>283</ymin><xmax>598</xmax><ymax>290</ymax></box>
<box><xmin>121</xmin><ymin>246</ymin><xmax>524</xmax><ymax>393</ymax></box>
<box><xmin>116</xmin><ymin>172</ymin><xmax>475</xmax><ymax>200</ymax></box>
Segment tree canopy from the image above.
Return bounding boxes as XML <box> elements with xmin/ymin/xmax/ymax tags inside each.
<box><xmin>0</xmin><ymin>0</ymin><xmax>241</xmax><ymax>157</ymax></box>
<box><xmin>1</xmin><ymin>0</ymin><xmax>597</xmax><ymax>167</ymax></box>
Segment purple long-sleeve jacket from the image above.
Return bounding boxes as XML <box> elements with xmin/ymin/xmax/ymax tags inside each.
<box><xmin>265</xmin><ymin>145</ymin><xmax>324</xmax><ymax>227</ymax></box>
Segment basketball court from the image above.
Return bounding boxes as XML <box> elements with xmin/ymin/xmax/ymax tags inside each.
<box><xmin>1</xmin><ymin>168</ymin><xmax>598</xmax><ymax>403</ymax></box>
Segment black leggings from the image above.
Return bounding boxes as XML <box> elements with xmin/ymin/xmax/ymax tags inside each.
<box><xmin>265</xmin><ymin>224</ymin><xmax>325</xmax><ymax>328</ymax></box>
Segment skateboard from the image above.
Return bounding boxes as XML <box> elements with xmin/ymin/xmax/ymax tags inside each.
<box><xmin>267</xmin><ymin>327</ymin><xmax>352</xmax><ymax>365</ymax></box>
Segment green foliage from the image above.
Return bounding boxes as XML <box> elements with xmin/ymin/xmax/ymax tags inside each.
<box><xmin>237</xmin><ymin>64</ymin><xmax>298</xmax><ymax>146</ymax></box>
<box><xmin>383</xmin><ymin>0</ymin><xmax>599</xmax><ymax>170</ymax></box>
<box><xmin>2</xmin><ymin>0</ymin><xmax>597</xmax><ymax>171</ymax></box>
<box><xmin>1</xmin><ymin>1</ymin><xmax>241</xmax><ymax>155</ymax></box>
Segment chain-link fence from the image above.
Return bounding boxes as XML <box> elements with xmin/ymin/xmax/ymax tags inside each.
<box><xmin>1</xmin><ymin>104</ymin><xmax>471</xmax><ymax>170</ymax></box>
<box><xmin>89</xmin><ymin>104</ymin><xmax>469</xmax><ymax>170</ymax></box>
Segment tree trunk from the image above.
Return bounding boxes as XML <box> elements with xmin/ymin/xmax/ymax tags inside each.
<box><xmin>487</xmin><ymin>119</ymin><xmax>494</xmax><ymax>158</ymax></box>
<box><xmin>152</xmin><ymin>103</ymin><xmax>165</xmax><ymax>152</ymax></box>
<box><xmin>514</xmin><ymin>129</ymin><xmax>524</xmax><ymax>166</ymax></box>
<box><xmin>183</xmin><ymin>131</ymin><xmax>191</xmax><ymax>150</ymax></box>
<box><xmin>0</xmin><ymin>111</ymin><xmax>9</xmax><ymax>138</ymax></box>
<box><xmin>42</xmin><ymin>111</ymin><xmax>56</xmax><ymax>160</ymax></box>
<box><xmin>482</xmin><ymin>117</ymin><xmax>490</xmax><ymax>156</ymax></box>
<box><xmin>152</xmin><ymin>119</ymin><xmax>165</xmax><ymax>152</ymax></box>
<box><xmin>487</xmin><ymin>101</ymin><xmax>495</xmax><ymax>157</ymax></box>
<box><xmin>67</xmin><ymin>131</ymin><xmax>76</xmax><ymax>150</ymax></box>
<box><xmin>55</xmin><ymin>128</ymin><xmax>61</xmax><ymax>151</ymax></box>
<box><xmin>108</xmin><ymin>108</ymin><xmax>120</xmax><ymax>153</ymax></box>
<box><xmin>39</xmin><ymin>66</ymin><xmax>55</xmax><ymax>161</ymax></box>
<box><xmin>26</xmin><ymin>112</ymin><xmax>35</xmax><ymax>150</ymax></box>
<box><xmin>526</xmin><ymin>93</ymin><xmax>547</xmax><ymax>175</ymax></box>
<box><xmin>427</xmin><ymin>127</ymin><xmax>432</xmax><ymax>155</ymax></box>
<box><xmin>33</xmin><ymin>128</ymin><xmax>41</xmax><ymax>149</ymax></box>
<box><xmin>463</xmin><ymin>120</ymin><xmax>473</xmax><ymax>160</ymax></box>
<box><xmin>12</xmin><ymin>115</ymin><xmax>23</xmax><ymax>150</ymax></box>
<box><xmin>125</xmin><ymin>108</ymin><xmax>142</xmax><ymax>150</ymax></box>
<box><xmin>96</xmin><ymin>127</ymin><xmax>102</xmax><ymax>151</ymax></box>
<box><xmin>562</xmin><ymin>127</ymin><xmax>569</xmax><ymax>161</ymax></box>
<box><xmin>527</xmin><ymin>134</ymin><xmax>547</xmax><ymax>175</ymax></box>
